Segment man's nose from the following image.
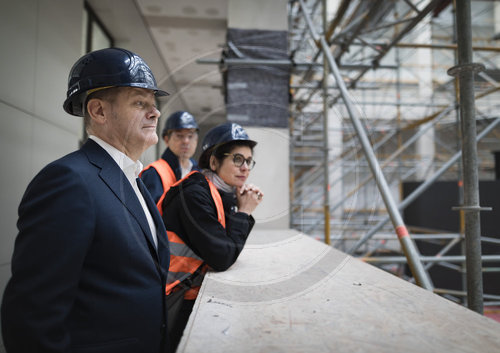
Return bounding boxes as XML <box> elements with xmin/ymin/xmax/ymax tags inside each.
<box><xmin>149</xmin><ymin>106</ymin><xmax>161</xmax><ymax>119</ymax></box>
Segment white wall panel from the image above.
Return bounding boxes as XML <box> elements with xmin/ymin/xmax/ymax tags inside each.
<box><xmin>31</xmin><ymin>118</ymin><xmax>80</xmax><ymax>177</ymax></box>
<box><xmin>0</xmin><ymin>0</ymin><xmax>38</xmax><ymax>112</ymax></box>
<box><xmin>35</xmin><ymin>0</ymin><xmax>84</xmax><ymax>134</ymax></box>
<box><xmin>0</xmin><ymin>2</ymin><xmax>85</xmax><ymax>351</ymax></box>
<box><xmin>0</xmin><ymin>103</ymin><xmax>33</xmax><ymax>264</ymax></box>
<box><xmin>0</xmin><ymin>261</ymin><xmax>11</xmax><ymax>353</ymax></box>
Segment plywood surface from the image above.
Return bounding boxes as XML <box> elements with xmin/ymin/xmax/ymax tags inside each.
<box><xmin>178</xmin><ymin>229</ymin><xmax>500</xmax><ymax>353</ymax></box>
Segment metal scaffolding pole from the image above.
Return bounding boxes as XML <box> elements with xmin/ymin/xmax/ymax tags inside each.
<box><xmin>196</xmin><ymin>58</ymin><xmax>397</xmax><ymax>70</ymax></box>
<box><xmin>322</xmin><ymin>0</ymin><xmax>331</xmax><ymax>245</ymax></box>
<box><xmin>297</xmin><ymin>0</ymin><xmax>433</xmax><ymax>290</ymax></box>
<box><xmin>395</xmin><ymin>42</ymin><xmax>500</xmax><ymax>52</ymax></box>
<box><xmin>447</xmin><ymin>0</ymin><xmax>486</xmax><ymax>315</ymax></box>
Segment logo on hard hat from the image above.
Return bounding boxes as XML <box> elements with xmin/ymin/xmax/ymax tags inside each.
<box><xmin>232</xmin><ymin>123</ymin><xmax>247</xmax><ymax>139</ymax></box>
<box><xmin>180</xmin><ymin>112</ymin><xmax>194</xmax><ymax>125</ymax></box>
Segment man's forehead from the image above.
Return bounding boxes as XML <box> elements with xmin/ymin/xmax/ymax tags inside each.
<box><xmin>173</xmin><ymin>128</ymin><xmax>197</xmax><ymax>134</ymax></box>
<box><xmin>124</xmin><ymin>87</ymin><xmax>156</xmax><ymax>97</ymax></box>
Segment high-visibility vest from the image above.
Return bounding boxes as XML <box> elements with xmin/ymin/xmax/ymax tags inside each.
<box><xmin>165</xmin><ymin>171</ymin><xmax>226</xmax><ymax>300</ymax></box>
<box><xmin>141</xmin><ymin>159</ymin><xmax>176</xmax><ymax>216</ymax></box>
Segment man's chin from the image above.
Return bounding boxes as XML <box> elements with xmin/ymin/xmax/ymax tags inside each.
<box><xmin>144</xmin><ymin>135</ymin><xmax>158</xmax><ymax>148</ymax></box>
<box><xmin>179</xmin><ymin>152</ymin><xmax>192</xmax><ymax>159</ymax></box>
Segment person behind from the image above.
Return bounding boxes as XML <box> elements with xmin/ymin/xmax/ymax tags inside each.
<box><xmin>141</xmin><ymin>111</ymin><xmax>199</xmax><ymax>214</ymax></box>
<box><xmin>1</xmin><ymin>48</ymin><xmax>171</xmax><ymax>353</ymax></box>
<box><xmin>162</xmin><ymin>122</ymin><xmax>263</xmax><ymax>351</ymax></box>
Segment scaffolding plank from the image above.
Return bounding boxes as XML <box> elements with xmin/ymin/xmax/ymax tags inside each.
<box><xmin>177</xmin><ymin>229</ymin><xmax>500</xmax><ymax>353</ymax></box>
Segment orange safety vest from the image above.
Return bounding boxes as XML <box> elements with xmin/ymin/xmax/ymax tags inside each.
<box><xmin>141</xmin><ymin>159</ymin><xmax>176</xmax><ymax>216</ymax></box>
<box><xmin>165</xmin><ymin>171</ymin><xmax>226</xmax><ymax>300</ymax></box>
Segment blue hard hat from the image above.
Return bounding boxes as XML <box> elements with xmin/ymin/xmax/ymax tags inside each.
<box><xmin>199</xmin><ymin>122</ymin><xmax>257</xmax><ymax>168</ymax></box>
<box><xmin>63</xmin><ymin>47</ymin><xmax>168</xmax><ymax>117</ymax></box>
<box><xmin>162</xmin><ymin>111</ymin><xmax>199</xmax><ymax>137</ymax></box>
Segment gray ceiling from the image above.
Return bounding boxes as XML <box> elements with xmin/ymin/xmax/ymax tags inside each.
<box><xmin>88</xmin><ymin>0</ymin><xmax>229</xmax><ymax>126</ymax></box>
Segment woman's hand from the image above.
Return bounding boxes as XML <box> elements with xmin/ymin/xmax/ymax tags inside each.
<box><xmin>236</xmin><ymin>183</ymin><xmax>263</xmax><ymax>215</ymax></box>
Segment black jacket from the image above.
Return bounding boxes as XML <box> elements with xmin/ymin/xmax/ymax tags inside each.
<box><xmin>1</xmin><ymin>140</ymin><xmax>169</xmax><ymax>353</ymax></box>
<box><xmin>141</xmin><ymin>148</ymin><xmax>199</xmax><ymax>203</ymax></box>
<box><xmin>162</xmin><ymin>172</ymin><xmax>254</xmax><ymax>271</ymax></box>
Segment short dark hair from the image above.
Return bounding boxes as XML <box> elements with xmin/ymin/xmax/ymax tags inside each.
<box><xmin>199</xmin><ymin>140</ymin><xmax>255</xmax><ymax>170</ymax></box>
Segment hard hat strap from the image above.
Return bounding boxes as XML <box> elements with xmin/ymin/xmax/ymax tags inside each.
<box><xmin>86</xmin><ymin>86</ymin><xmax>114</xmax><ymax>96</ymax></box>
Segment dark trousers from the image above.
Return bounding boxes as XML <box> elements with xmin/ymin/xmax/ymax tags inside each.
<box><xmin>168</xmin><ymin>299</ymin><xmax>195</xmax><ymax>352</ymax></box>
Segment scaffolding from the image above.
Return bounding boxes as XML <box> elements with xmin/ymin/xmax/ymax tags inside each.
<box><xmin>288</xmin><ymin>0</ymin><xmax>500</xmax><ymax>311</ymax></box>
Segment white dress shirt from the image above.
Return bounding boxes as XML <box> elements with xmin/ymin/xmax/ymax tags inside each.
<box><xmin>89</xmin><ymin>135</ymin><xmax>158</xmax><ymax>248</ymax></box>
<box><xmin>180</xmin><ymin>159</ymin><xmax>193</xmax><ymax>178</ymax></box>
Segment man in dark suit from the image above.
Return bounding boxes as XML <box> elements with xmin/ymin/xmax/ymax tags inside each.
<box><xmin>1</xmin><ymin>48</ymin><xmax>171</xmax><ymax>353</ymax></box>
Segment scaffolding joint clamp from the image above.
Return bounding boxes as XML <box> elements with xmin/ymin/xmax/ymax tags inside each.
<box><xmin>447</xmin><ymin>63</ymin><xmax>485</xmax><ymax>77</ymax></box>
<box><xmin>451</xmin><ymin>205</ymin><xmax>492</xmax><ymax>212</ymax></box>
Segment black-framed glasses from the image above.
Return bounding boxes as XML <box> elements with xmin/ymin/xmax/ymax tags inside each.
<box><xmin>224</xmin><ymin>153</ymin><xmax>256</xmax><ymax>170</ymax></box>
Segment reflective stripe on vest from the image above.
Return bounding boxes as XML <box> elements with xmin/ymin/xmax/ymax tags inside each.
<box><xmin>165</xmin><ymin>230</ymin><xmax>206</xmax><ymax>299</ymax></box>
<box><xmin>140</xmin><ymin>159</ymin><xmax>176</xmax><ymax>216</ymax></box>
<box><xmin>165</xmin><ymin>171</ymin><xmax>226</xmax><ymax>299</ymax></box>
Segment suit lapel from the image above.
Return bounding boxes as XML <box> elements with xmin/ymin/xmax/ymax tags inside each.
<box><xmin>82</xmin><ymin>140</ymin><xmax>160</xmax><ymax>260</ymax></box>
<box><xmin>137</xmin><ymin>178</ymin><xmax>170</xmax><ymax>270</ymax></box>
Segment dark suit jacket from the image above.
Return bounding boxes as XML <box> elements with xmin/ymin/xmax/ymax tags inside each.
<box><xmin>1</xmin><ymin>139</ymin><xmax>170</xmax><ymax>353</ymax></box>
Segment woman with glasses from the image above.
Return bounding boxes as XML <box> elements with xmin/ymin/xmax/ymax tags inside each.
<box><xmin>161</xmin><ymin>122</ymin><xmax>263</xmax><ymax>351</ymax></box>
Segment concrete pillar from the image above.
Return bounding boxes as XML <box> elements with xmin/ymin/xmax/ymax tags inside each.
<box><xmin>227</xmin><ymin>0</ymin><xmax>290</xmax><ymax>229</ymax></box>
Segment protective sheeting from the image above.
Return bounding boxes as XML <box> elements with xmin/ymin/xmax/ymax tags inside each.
<box><xmin>178</xmin><ymin>229</ymin><xmax>500</xmax><ymax>353</ymax></box>
<box><xmin>224</xmin><ymin>28</ymin><xmax>290</xmax><ymax>128</ymax></box>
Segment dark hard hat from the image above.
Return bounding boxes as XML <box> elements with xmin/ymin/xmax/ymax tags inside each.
<box><xmin>199</xmin><ymin>122</ymin><xmax>257</xmax><ymax>168</ymax></box>
<box><xmin>63</xmin><ymin>47</ymin><xmax>168</xmax><ymax>117</ymax></box>
<box><xmin>162</xmin><ymin>111</ymin><xmax>199</xmax><ymax>137</ymax></box>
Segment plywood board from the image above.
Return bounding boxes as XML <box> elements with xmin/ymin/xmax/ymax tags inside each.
<box><xmin>178</xmin><ymin>229</ymin><xmax>500</xmax><ymax>353</ymax></box>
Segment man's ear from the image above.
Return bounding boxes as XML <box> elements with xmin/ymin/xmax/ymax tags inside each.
<box><xmin>209</xmin><ymin>155</ymin><xmax>218</xmax><ymax>171</ymax></box>
<box><xmin>86</xmin><ymin>98</ymin><xmax>106</xmax><ymax>125</ymax></box>
<box><xmin>163</xmin><ymin>135</ymin><xmax>169</xmax><ymax>146</ymax></box>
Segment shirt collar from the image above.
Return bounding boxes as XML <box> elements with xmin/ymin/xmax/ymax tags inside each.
<box><xmin>89</xmin><ymin>135</ymin><xmax>143</xmax><ymax>180</ymax></box>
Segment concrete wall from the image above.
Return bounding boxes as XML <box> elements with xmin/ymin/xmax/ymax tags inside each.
<box><xmin>246</xmin><ymin>127</ymin><xmax>290</xmax><ymax>229</ymax></box>
<box><xmin>0</xmin><ymin>1</ymin><xmax>85</xmax><ymax>351</ymax></box>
